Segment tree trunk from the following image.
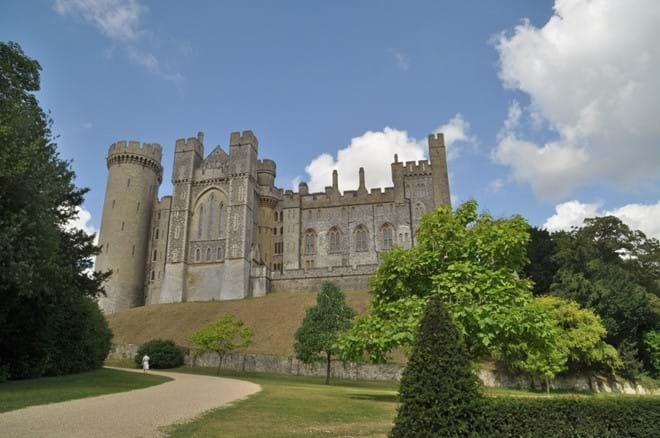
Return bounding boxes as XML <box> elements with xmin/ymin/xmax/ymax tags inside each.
<box><xmin>217</xmin><ymin>353</ymin><xmax>224</xmax><ymax>376</ymax></box>
<box><xmin>325</xmin><ymin>352</ymin><xmax>331</xmax><ymax>385</ymax></box>
<box><xmin>545</xmin><ymin>376</ymin><xmax>550</xmax><ymax>395</ymax></box>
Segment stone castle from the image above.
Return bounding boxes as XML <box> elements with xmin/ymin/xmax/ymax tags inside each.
<box><xmin>96</xmin><ymin>130</ymin><xmax>450</xmax><ymax>313</ymax></box>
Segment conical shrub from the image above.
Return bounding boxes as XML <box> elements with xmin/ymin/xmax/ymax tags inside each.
<box><xmin>391</xmin><ymin>295</ymin><xmax>483</xmax><ymax>437</ymax></box>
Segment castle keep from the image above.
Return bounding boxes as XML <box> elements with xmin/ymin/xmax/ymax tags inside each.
<box><xmin>96</xmin><ymin>130</ymin><xmax>450</xmax><ymax>313</ymax></box>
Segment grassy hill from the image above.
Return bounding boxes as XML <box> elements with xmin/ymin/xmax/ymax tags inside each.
<box><xmin>106</xmin><ymin>290</ymin><xmax>372</xmax><ymax>357</ymax></box>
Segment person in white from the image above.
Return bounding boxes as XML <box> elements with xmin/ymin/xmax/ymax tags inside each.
<box><xmin>142</xmin><ymin>354</ymin><xmax>150</xmax><ymax>373</ymax></box>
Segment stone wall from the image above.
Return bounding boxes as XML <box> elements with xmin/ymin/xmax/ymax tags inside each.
<box><xmin>271</xmin><ymin>264</ymin><xmax>376</xmax><ymax>293</ymax></box>
<box><xmin>107</xmin><ymin>343</ymin><xmax>659</xmax><ymax>394</ymax></box>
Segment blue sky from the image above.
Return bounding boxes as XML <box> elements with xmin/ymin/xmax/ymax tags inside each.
<box><xmin>2</xmin><ymin>1</ymin><xmax>659</xmax><ymax>238</ymax></box>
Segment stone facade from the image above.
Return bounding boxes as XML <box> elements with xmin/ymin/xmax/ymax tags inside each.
<box><xmin>96</xmin><ymin>130</ymin><xmax>451</xmax><ymax>313</ymax></box>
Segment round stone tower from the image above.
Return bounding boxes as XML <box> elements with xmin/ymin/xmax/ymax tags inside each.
<box><xmin>96</xmin><ymin>140</ymin><xmax>163</xmax><ymax>313</ymax></box>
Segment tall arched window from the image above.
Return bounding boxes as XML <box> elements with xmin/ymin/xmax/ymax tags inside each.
<box><xmin>152</xmin><ymin>249</ymin><xmax>158</xmax><ymax>261</ymax></box>
<box><xmin>304</xmin><ymin>229</ymin><xmax>316</xmax><ymax>255</ymax></box>
<box><xmin>328</xmin><ymin>227</ymin><xmax>341</xmax><ymax>253</ymax></box>
<box><xmin>354</xmin><ymin>225</ymin><xmax>368</xmax><ymax>252</ymax></box>
<box><xmin>195</xmin><ymin>248</ymin><xmax>201</xmax><ymax>262</ymax></box>
<box><xmin>197</xmin><ymin>205</ymin><xmax>204</xmax><ymax>239</ymax></box>
<box><xmin>207</xmin><ymin>195</ymin><xmax>215</xmax><ymax>240</ymax></box>
<box><xmin>382</xmin><ymin>224</ymin><xmax>394</xmax><ymax>249</ymax></box>
<box><xmin>218</xmin><ymin>203</ymin><xmax>224</xmax><ymax>238</ymax></box>
<box><xmin>206</xmin><ymin>247</ymin><xmax>211</xmax><ymax>261</ymax></box>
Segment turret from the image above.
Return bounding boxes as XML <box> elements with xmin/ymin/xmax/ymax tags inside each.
<box><xmin>96</xmin><ymin>140</ymin><xmax>163</xmax><ymax>313</ymax></box>
<box><xmin>257</xmin><ymin>159</ymin><xmax>276</xmax><ymax>187</ymax></box>
<box><xmin>429</xmin><ymin>133</ymin><xmax>451</xmax><ymax>208</ymax></box>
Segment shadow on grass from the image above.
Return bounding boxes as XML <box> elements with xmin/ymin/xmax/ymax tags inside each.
<box><xmin>349</xmin><ymin>393</ymin><xmax>399</xmax><ymax>403</ymax></box>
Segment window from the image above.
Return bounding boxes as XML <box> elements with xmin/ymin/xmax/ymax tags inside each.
<box><xmin>131</xmin><ymin>245</ymin><xmax>135</xmax><ymax>256</ymax></box>
<box><xmin>121</xmin><ymin>221</ymin><xmax>125</xmax><ymax>231</ymax></box>
<box><xmin>218</xmin><ymin>203</ymin><xmax>224</xmax><ymax>237</ymax></box>
<box><xmin>127</xmin><ymin>178</ymin><xmax>131</xmax><ymax>188</ymax></box>
<box><xmin>195</xmin><ymin>248</ymin><xmax>201</xmax><ymax>262</ymax></box>
<box><xmin>217</xmin><ymin>246</ymin><xmax>224</xmax><ymax>260</ymax></box>
<box><xmin>206</xmin><ymin>247</ymin><xmax>211</xmax><ymax>261</ymax></box>
<box><xmin>304</xmin><ymin>230</ymin><xmax>316</xmax><ymax>255</ymax></box>
<box><xmin>197</xmin><ymin>205</ymin><xmax>204</xmax><ymax>239</ymax></box>
<box><xmin>354</xmin><ymin>225</ymin><xmax>368</xmax><ymax>252</ymax></box>
<box><xmin>136</xmin><ymin>202</ymin><xmax>140</xmax><ymax>213</ymax></box>
<box><xmin>274</xmin><ymin>242</ymin><xmax>283</xmax><ymax>255</ymax></box>
<box><xmin>328</xmin><ymin>227</ymin><xmax>341</xmax><ymax>253</ymax></box>
<box><xmin>150</xmin><ymin>270</ymin><xmax>155</xmax><ymax>281</ymax></box>
<box><xmin>274</xmin><ymin>211</ymin><xmax>278</xmax><ymax>221</ymax></box>
<box><xmin>155</xmin><ymin>228</ymin><xmax>159</xmax><ymax>240</ymax></box>
<box><xmin>112</xmin><ymin>199</ymin><xmax>115</xmax><ymax>209</ymax></box>
<box><xmin>382</xmin><ymin>224</ymin><xmax>393</xmax><ymax>249</ymax></box>
<box><xmin>152</xmin><ymin>249</ymin><xmax>157</xmax><ymax>261</ymax></box>
<box><xmin>280</xmin><ymin>227</ymin><xmax>283</xmax><ymax>235</ymax></box>
<box><xmin>274</xmin><ymin>227</ymin><xmax>277</xmax><ymax>235</ymax></box>
<box><xmin>207</xmin><ymin>197</ymin><xmax>215</xmax><ymax>240</ymax></box>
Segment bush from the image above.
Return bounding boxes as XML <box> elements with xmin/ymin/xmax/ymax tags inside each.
<box><xmin>477</xmin><ymin>397</ymin><xmax>660</xmax><ymax>437</ymax></box>
<box><xmin>134</xmin><ymin>339</ymin><xmax>185</xmax><ymax>369</ymax></box>
<box><xmin>44</xmin><ymin>296</ymin><xmax>113</xmax><ymax>376</ymax></box>
<box><xmin>391</xmin><ymin>295</ymin><xmax>482</xmax><ymax>437</ymax></box>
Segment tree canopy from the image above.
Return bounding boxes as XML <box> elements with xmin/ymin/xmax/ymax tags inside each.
<box><xmin>0</xmin><ymin>41</ymin><xmax>111</xmax><ymax>380</ymax></box>
<box><xmin>190</xmin><ymin>315</ymin><xmax>253</xmax><ymax>375</ymax></box>
<box><xmin>294</xmin><ymin>282</ymin><xmax>356</xmax><ymax>384</ymax></box>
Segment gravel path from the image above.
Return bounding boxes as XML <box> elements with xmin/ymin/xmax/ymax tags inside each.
<box><xmin>0</xmin><ymin>368</ymin><xmax>261</xmax><ymax>438</ymax></box>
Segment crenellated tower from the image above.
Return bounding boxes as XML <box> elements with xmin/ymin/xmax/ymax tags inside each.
<box><xmin>96</xmin><ymin>141</ymin><xmax>163</xmax><ymax>313</ymax></box>
<box><xmin>428</xmin><ymin>133</ymin><xmax>451</xmax><ymax>208</ymax></box>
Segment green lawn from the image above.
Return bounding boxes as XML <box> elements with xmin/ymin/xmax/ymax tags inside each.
<box><xmin>0</xmin><ymin>368</ymin><xmax>171</xmax><ymax>413</ymax></box>
<box><xmin>167</xmin><ymin>368</ymin><xmax>399</xmax><ymax>438</ymax></box>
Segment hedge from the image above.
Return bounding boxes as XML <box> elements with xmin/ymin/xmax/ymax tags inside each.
<box><xmin>475</xmin><ymin>397</ymin><xmax>660</xmax><ymax>438</ymax></box>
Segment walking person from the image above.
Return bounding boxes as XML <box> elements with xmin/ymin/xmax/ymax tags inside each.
<box><xmin>142</xmin><ymin>354</ymin><xmax>150</xmax><ymax>373</ymax></box>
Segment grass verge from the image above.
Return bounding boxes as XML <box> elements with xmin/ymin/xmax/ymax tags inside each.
<box><xmin>166</xmin><ymin>368</ymin><xmax>399</xmax><ymax>437</ymax></box>
<box><xmin>0</xmin><ymin>368</ymin><xmax>171</xmax><ymax>413</ymax></box>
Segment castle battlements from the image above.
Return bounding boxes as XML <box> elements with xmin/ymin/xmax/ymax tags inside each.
<box><xmin>108</xmin><ymin>140</ymin><xmax>162</xmax><ymax>162</ymax></box>
<box><xmin>175</xmin><ymin>131</ymin><xmax>204</xmax><ymax>156</ymax></box>
<box><xmin>230</xmin><ymin>130</ymin><xmax>259</xmax><ymax>149</ymax></box>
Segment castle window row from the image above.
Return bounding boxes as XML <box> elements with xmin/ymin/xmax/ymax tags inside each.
<box><xmin>303</xmin><ymin>223</ymin><xmax>397</xmax><ymax>255</ymax></box>
<box><xmin>193</xmin><ymin>244</ymin><xmax>226</xmax><ymax>263</ymax></box>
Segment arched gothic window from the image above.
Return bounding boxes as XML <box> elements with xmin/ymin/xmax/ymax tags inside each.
<box><xmin>206</xmin><ymin>247</ymin><xmax>211</xmax><ymax>261</ymax></box>
<box><xmin>328</xmin><ymin>227</ymin><xmax>341</xmax><ymax>253</ymax></box>
<box><xmin>382</xmin><ymin>224</ymin><xmax>394</xmax><ymax>249</ymax></box>
<box><xmin>304</xmin><ymin>229</ymin><xmax>316</xmax><ymax>255</ymax></box>
<box><xmin>207</xmin><ymin>194</ymin><xmax>215</xmax><ymax>240</ymax></box>
<box><xmin>195</xmin><ymin>248</ymin><xmax>201</xmax><ymax>262</ymax></box>
<box><xmin>354</xmin><ymin>225</ymin><xmax>368</xmax><ymax>252</ymax></box>
<box><xmin>218</xmin><ymin>203</ymin><xmax>224</xmax><ymax>238</ymax></box>
<box><xmin>197</xmin><ymin>205</ymin><xmax>204</xmax><ymax>239</ymax></box>
<box><xmin>152</xmin><ymin>249</ymin><xmax>158</xmax><ymax>261</ymax></box>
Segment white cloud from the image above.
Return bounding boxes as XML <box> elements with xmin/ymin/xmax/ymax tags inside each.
<box><xmin>54</xmin><ymin>0</ymin><xmax>145</xmax><ymax>42</ymax></box>
<box><xmin>487</xmin><ymin>178</ymin><xmax>505</xmax><ymax>193</ymax></box>
<box><xmin>390</xmin><ymin>49</ymin><xmax>410</xmax><ymax>71</ymax></box>
<box><xmin>544</xmin><ymin>200</ymin><xmax>660</xmax><ymax>239</ymax></box>
<box><xmin>64</xmin><ymin>206</ymin><xmax>98</xmax><ymax>239</ymax></box>
<box><xmin>295</xmin><ymin>114</ymin><xmax>475</xmax><ymax>193</ymax></box>
<box><xmin>433</xmin><ymin>113</ymin><xmax>477</xmax><ymax>160</ymax></box>
<box><xmin>493</xmin><ymin>0</ymin><xmax>660</xmax><ymax>199</ymax></box>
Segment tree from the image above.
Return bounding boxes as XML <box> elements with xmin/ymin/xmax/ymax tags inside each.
<box><xmin>549</xmin><ymin>216</ymin><xmax>660</xmax><ymax>377</ymax></box>
<box><xmin>294</xmin><ymin>282</ymin><xmax>356</xmax><ymax>384</ymax></box>
<box><xmin>522</xmin><ymin>296</ymin><xmax>620</xmax><ymax>393</ymax></box>
<box><xmin>391</xmin><ymin>295</ymin><xmax>483</xmax><ymax>437</ymax></box>
<box><xmin>339</xmin><ymin>201</ymin><xmax>556</xmax><ymax>372</ymax></box>
<box><xmin>644</xmin><ymin>330</ymin><xmax>660</xmax><ymax>376</ymax></box>
<box><xmin>523</xmin><ymin>226</ymin><xmax>559</xmax><ymax>295</ymax></box>
<box><xmin>0</xmin><ymin>41</ymin><xmax>110</xmax><ymax>379</ymax></box>
<box><xmin>134</xmin><ymin>339</ymin><xmax>185</xmax><ymax>369</ymax></box>
<box><xmin>190</xmin><ymin>315</ymin><xmax>253</xmax><ymax>375</ymax></box>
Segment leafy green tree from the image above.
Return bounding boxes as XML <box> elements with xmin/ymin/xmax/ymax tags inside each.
<box><xmin>339</xmin><ymin>201</ymin><xmax>556</xmax><ymax>371</ymax></box>
<box><xmin>549</xmin><ymin>216</ymin><xmax>660</xmax><ymax>377</ymax></box>
<box><xmin>644</xmin><ymin>330</ymin><xmax>660</xmax><ymax>376</ymax></box>
<box><xmin>523</xmin><ymin>296</ymin><xmax>620</xmax><ymax>392</ymax></box>
<box><xmin>294</xmin><ymin>282</ymin><xmax>356</xmax><ymax>384</ymax></box>
<box><xmin>190</xmin><ymin>315</ymin><xmax>253</xmax><ymax>375</ymax></box>
<box><xmin>0</xmin><ymin>41</ymin><xmax>110</xmax><ymax>379</ymax></box>
<box><xmin>391</xmin><ymin>295</ymin><xmax>483</xmax><ymax>437</ymax></box>
<box><xmin>523</xmin><ymin>226</ymin><xmax>559</xmax><ymax>295</ymax></box>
